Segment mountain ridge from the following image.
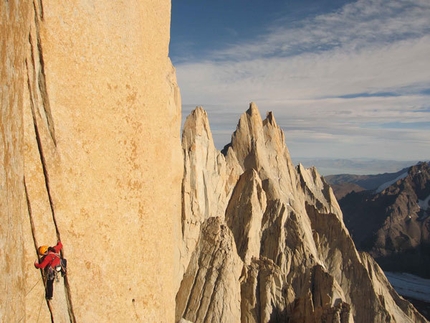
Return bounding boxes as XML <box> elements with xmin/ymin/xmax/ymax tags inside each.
<box><xmin>330</xmin><ymin>162</ymin><xmax>430</xmax><ymax>319</ymax></box>
<box><xmin>326</xmin><ymin>167</ymin><xmax>411</xmax><ymax>199</ymax></box>
<box><xmin>176</xmin><ymin>103</ymin><xmax>427</xmax><ymax>323</ymax></box>
<box><xmin>297</xmin><ymin>158</ymin><xmax>420</xmax><ymax>176</ymax></box>
<box><xmin>334</xmin><ymin>162</ymin><xmax>430</xmax><ymax>278</ymax></box>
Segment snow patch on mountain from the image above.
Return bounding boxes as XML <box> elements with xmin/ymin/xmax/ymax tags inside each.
<box><xmin>375</xmin><ymin>172</ymin><xmax>408</xmax><ymax>193</ymax></box>
<box><xmin>385</xmin><ymin>272</ymin><xmax>430</xmax><ymax>302</ymax></box>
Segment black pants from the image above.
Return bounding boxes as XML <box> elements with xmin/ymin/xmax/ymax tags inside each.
<box><xmin>46</xmin><ymin>277</ymin><xmax>54</xmax><ymax>299</ymax></box>
<box><xmin>45</xmin><ymin>268</ymin><xmax>56</xmax><ymax>299</ymax></box>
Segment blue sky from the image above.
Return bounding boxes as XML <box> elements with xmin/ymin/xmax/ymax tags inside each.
<box><xmin>170</xmin><ymin>0</ymin><xmax>430</xmax><ymax>163</ymax></box>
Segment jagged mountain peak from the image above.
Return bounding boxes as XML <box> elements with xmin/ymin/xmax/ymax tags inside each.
<box><xmin>228</xmin><ymin>102</ymin><xmax>264</xmax><ymax>167</ymax></box>
<box><xmin>264</xmin><ymin>110</ymin><xmax>276</xmax><ymax>125</ymax></box>
<box><xmin>297</xmin><ymin>163</ymin><xmax>341</xmax><ymax>216</ymax></box>
<box><xmin>182</xmin><ymin>106</ymin><xmax>214</xmax><ymax>151</ymax></box>
<box><xmin>407</xmin><ymin>162</ymin><xmax>430</xmax><ymax>200</ymax></box>
<box><xmin>223</xmin><ymin>103</ymin><xmax>296</xmax><ymax>202</ymax></box>
<box><xmin>230</xmin><ymin>102</ymin><xmax>286</xmax><ymax>157</ymax></box>
<box><xmin>247</xmin><ymin>101</ymin><xmax>262</xmax><ymax>117</ymax></box>
<box><xmin>178</xmin><ymin>105</ymin><xmax>427</xmax><ymax>323</ymax></box>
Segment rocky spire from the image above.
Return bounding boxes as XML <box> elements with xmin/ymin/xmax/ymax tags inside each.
<box><xmin>177</xmin><ymin>103</ymin><xmax>427</xmax><ymax>323</ymax></box>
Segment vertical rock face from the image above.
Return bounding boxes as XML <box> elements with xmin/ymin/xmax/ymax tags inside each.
<box><xmin>177</xmin><ymin>104</ymin><xmax>427</xmax><ymax>323</ymax></box>
<box><xmin>1</xmin><ymin>1</ymin><xmax>182</xmax><ymax>322</ymax></box>
<box><xmin>176</xmin><ymin>217</ymin><xmax>242</xmax><ymax>323</ymax></box>
<box><xmin>1</xmin><ymin>2</ymin><xmax>30</xmax><ymax>322</ymax></box>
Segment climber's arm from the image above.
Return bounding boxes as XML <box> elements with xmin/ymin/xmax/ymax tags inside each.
<box><xmin>34</xmin><ymin>256</ymin><xmax>50</xmax><ymax>269</ymax></box>
<box><xmin>53</xmin><ymin>241</ymin><xmax>63</xmax><ymax>253</ymax></box>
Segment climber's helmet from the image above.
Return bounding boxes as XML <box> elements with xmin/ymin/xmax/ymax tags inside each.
<box><xmin>38</xmin><ymin>245</ymin><xmax>49</xmax><ymax>255</ymax></box>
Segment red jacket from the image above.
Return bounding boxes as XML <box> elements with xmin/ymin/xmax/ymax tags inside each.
<box><xmin>35</xmin><ymin>241</ymin><xmax>63</xmax><ymax>269</ymax></box>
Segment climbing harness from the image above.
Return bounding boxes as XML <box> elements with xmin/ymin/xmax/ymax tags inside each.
<box><xmin>43</xmin><ymin>252</ymin><xmax>67</xmax><ymax>280</ymax></box>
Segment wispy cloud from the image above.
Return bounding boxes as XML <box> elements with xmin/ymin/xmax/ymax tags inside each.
<box><xmin>174</xmin><ymin>0</ymin><xmax>430</xmax><ymax>161</ymax></box>
<box><xmin>209</xmin><ymin>0</ymin><xmax>430</xmax><ymax>60</ymax></box>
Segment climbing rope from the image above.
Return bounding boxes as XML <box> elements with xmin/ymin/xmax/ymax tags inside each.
<box><xmin>17</xmin><ymin>285</ymin><xmax>44</xmax><ymax>323</ymax></box>
<box><xmin>36</xmin><ymin>291</ymin><xmax>44</xmax><ymax>323</ymax></box>
<box><xmin>25</xmin><ymin>278</ymin><xmax>41</xmax><ymax>297</ymax></box>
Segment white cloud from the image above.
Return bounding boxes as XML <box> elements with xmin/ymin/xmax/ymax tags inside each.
<box><xmin>175</xmin><ymin>0</ymin><xmax>430</xmax><ymax>161</ymax></box>
<box><xmin>177</xmin><ymin>36</ymin><xmax>430</xmax><ymax>102</ymax></box>
<box><xmin>209</xmin><ymin>0</ymin><xmax>430</xmax><ymax>60</ymax></box>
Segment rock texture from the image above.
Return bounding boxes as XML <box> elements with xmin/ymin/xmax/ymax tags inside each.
<box><xmin>177</xmin><ymin>104</ymin><xmax>427</xmax><ymax>323</ymax></box>
<box><xmin>339</xmin><ymin>162</ymin><xmax>430</xmax><ymax>278</ymax></box>
<box><xmin>1</xmin><ymin>1</ymin><xmax>182</xmax><ymax>322</ymax></box>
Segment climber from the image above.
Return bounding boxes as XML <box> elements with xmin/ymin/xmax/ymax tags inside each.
<box><xmin>34</xmin><ymin>240</ymin><xmax>64</xmax><ymax>300</ymax></box>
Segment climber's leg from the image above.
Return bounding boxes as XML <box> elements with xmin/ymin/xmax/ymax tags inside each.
<box><xmin>46</xmin><ymin>278</ymin><xmax>54</xmax><ymax>300</ymax></box>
